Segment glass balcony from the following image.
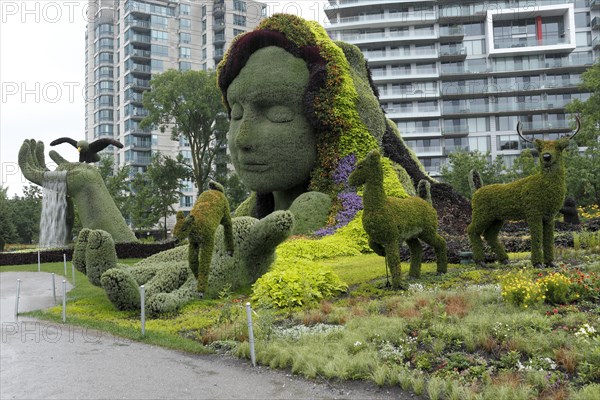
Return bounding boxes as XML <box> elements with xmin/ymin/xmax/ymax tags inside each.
<box><xmin>592</xmin><ymin>16</ymin><xmax>600</xmax><ymax>29</ymax></box>
<box><xmin>591</xmin><ymin>0</ymin><xmax>600</xmax><ymax>9</ymax></box>
<box><xmin>129</xmin><ymin>33</ymin><xmax>151</xmax><ymax>44</ymax></box>
<box><xmin>340</xmin><ymin>30</ymin><xmax>436</xmax><ymax>42</ymax></box>
<box><xmin>130</xmin><ymin>48</ymin><xmax>151</xmax><ymax>59</ymax></box>
<box><xmin>494</xmin><ymin>36</ymin><xmax>570</xmax><ymax>49</ymax></box>
<box><xmin>593</xmin><ymin>36</ymin><xmax>600</xmax><ymax>49</ymax></box>
<box><xmin>442</xmin><ymin>124</ymin><xmax>469</xmax><ymax>135</ymax></box>
<box><xmin>443</xmin><ymin>104</ymin><xmax>489</xmax><ymax>114</ymax></box>
<box><xmin>126</xmin><ymin>18</ymin><xmax>150</xmax><ymax>30</ymax></box>
<box><xmin>439</xmin><ymin>25</ymin><xmax>464</xmax><ymax>38</ymax></box>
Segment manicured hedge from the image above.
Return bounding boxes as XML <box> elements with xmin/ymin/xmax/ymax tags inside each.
<box><xmin>0</xmin><ymin>241</ymin><xmax>177</xmax><ymax>266</ymax></box>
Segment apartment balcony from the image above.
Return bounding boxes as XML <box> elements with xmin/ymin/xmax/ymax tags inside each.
<box><xmin>442</xmin><ymin>104</ymin><xmax>489</xmax><ymax>116</ymax></box>
<box><xmin>400</xmin><ymin>127</ymin><xmax>442</xmax><ymax>139</ymax></box>
<box><xmin>379</xmin><ymin>89</ymin><xmax>439</xmax><ymax>101</ymax></box>
<box><xmin>440</xmin><ymin>66</ymin><xmax>491</xmax><ymax>79</ymax></box>
<box><xmin>593</xmin><ymin>36</ymin><xmax>600</xmax><ymax>49</ymax></box>
<box><xmin>591</xmin><ymin>0</ymin><xmax>600</xmax><ymax>9</ymax></box>
<box><xmin>131</xmin><ymin>63</ymin><xmax>151</xmax><ymax>75</ymax></box>
<box><xmin>325</xmin><ymin>0</ymin><xmax>435</xmax><ymax>13</ymax></box>
<box><xmin>385</xmin><ymin>107</ymin><xmax>441</xmax><ymax>119</ymax></box>
<box><xmin>130</xmin><ymin>142</ymin><xmax>152</xmax><ymax>151</ymax></box>
<box><xmin>130</xmin><ymin>48</ymin><xmax>151</xmax><ymax>61</ymax></box>
<box><xmin>129</xmin><ymin>33</ymin><xmax>151</xmax><ymax>45</ymax></box>
<box><xmin>129</xmin><ymin>108</ymin><xmax>149</xmax><ymax>120</ymax></box>
<box><xmin>362</xmin><ymin>49</ymin><xmax>438</xmax><ymax>64</ymax></box>
<box><xmin>439</xmin><ymin>46</ymin><xmax>467</xmax><ymax>61</ymax></box>
<box><xmin>438</xmin><ymin>5</ymin><xmax>486</xmax><ymax>23</ymax></box>
<box><xmin>371</xmin><ymin>69</ymin><xmax>438</xmax><ymax>83</ymax></box>
<box><xmin>408</xmin><ymin>145</ymin><xmax>443</xmax><ymax>157</ymax></box>
<box><xmin>213</xmin><ymin>18</ymin><xmax>226</xmax><ymax>32</ymax></box>
<box><xmin>214</xmin><ymin>33</ymin><xmax>226</xmax><ymax>44</ymax></box>
<box><xmin>339</xmin><ymin>30</ymin><xmax>437</xmax><ymax>45</ymax></box>
<box><xmin>126</xmin><ymin>18</ymin><xmax>150</xmax><ymax>31</ymax></box>
<box><xmin>439</xmin><ymin>25</ymin><xmax>464</xmax><ymax>42</ymax></box>
<box><xmin>213</xmin><ymin>0</ymin><xmax>225</xmax><ymax>17</ymax></box>
<box><xmin>127</xmin><ymin>93</ymin><xmax>144</xmax><ymax>104</ymax></box>
<box><xmin>442</xmin><ymin>124</ymin><xmax>470</xmax><ymax>136</ymax></box>
<box><xmin>490</xmin><ymin>36</ymin><xmax>575</xmax><ymax>57</ymax></box>
<box><xmin>592</xmin><ymin>17</ymin><xmax>600</xmax><ymax>30</ymax></box>
<box><xmin>126</xmin><ymin>78</ymin><xmax>151</xmax><ymax>91</ymax></box>
<box><xmin>443</xmin><ymin>146</ymin><xmax>469</xmax><ymax>156</ymax></box>
<box><xmin>493</xmin><ymin>101</ymin><xmax>551</xmax><ymax>113</ymax></box>
<box><xmin>327</xmin><ymin>11</ymin><xmax>436</xmax><ymax>30</ymax></box>
<box><xmin>518</xmin><ymin>120</ymin><xmax>573</xmax><ymax>132</ymax></box>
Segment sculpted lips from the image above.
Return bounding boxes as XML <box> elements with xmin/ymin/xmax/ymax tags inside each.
<box><xmin>240</xmin><ymin>161</ymin><xmax>270</xmax><ymax>172</ymax></box>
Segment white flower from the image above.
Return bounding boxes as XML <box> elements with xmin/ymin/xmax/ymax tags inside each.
<box><xmin>354</xmin><ymin>341</ymin><xmax>362</xmax><ymax>347</ymax></box>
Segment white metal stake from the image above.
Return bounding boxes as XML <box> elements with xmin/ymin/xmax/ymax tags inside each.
<box><xmin>62</xmin><ymin>280</ymin><xmax>67</xmax><ymax>323</ymax></box>
<box><xmin>15</xmin><ymin>279</ymin><xmax>21</xmax><ymax>321</ymax></box>
<box><xmin>246</xmin><ymin>302</ymin><xmax>256</xmax><ymax>367</ymax></box>
<box><xmin>63</xmin><ymin>254</ymin><xmax>67</xmax><ymax>276</ymax></box>
<box><xmin>52</xmin><ymin>273</ymin><xmax>56</xmax><ymax>304</ymax></box>
<box><xmin>140</xmin><ymin>285</ymin><xmax>146</xmax><ymax>336</ymax></box>
<box><xmin>37</xmin><ymin>251</ymin><xmax>40</xmax><ymax>272</ymax></box>
<box><xmin>71</xmin><ymin>263</ymin><xmax>75</xmax><ymax>285</ymax></box>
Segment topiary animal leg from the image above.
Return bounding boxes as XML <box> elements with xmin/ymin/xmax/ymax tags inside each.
<box><xmin>542</xmin><ymin>217</ymin><xmax>555</xmax><ymax>265</ymax></box>
<box><xmin>423</xmin><ymin>231</ymin><xmax>448</xmax><ymax>274</ymax></box>
<box><xmin>197</xmin><ymin>235</ymin><xmax>214</xmax><ymax>294</ymax></box>
<box><xmin>468</xmin><ymin>220</ymin><xmax>487</xmax><ymax>264</ymax></box>
<box><xmin>406</xmin><ymin>238</ymin><xmax>422</xmax><ymax>278</ymax></box>
<box><xmin>483</xmin><ymin>220</ymin><xmax>507</xmax><ymax>263</ymax></box>
<box><xmin>188</xmin><ymin>241</ymin><xmax>200</xmax><ymax>277</ymax></box>
<box><xmin>100</xmin><ymin>267</ymin><xmax>141</xmax><ymax>311</ymax></box>
<box><xmin>528</xmin><ymin>217</ymin><xmax>544</xmax><ymax>266</ymax></box>
<box><xmin>368</xmin><ymin>239</ymin><xmax>386</xmax><ymax>257</ymax></box>
<box><xmin>385</xmin><ymin>244</ymin><xmax>402</xmax><ymax>289</ymax></box>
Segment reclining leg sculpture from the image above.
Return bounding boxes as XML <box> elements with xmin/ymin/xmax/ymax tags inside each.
<box><xmin>349</xmin><ymin>150</ymin><xmax>447</xmax><ymax>288</ymax></box>
<box><xmin>173</xmin><ymin>181</ymin><xmax>233</xmax><ymax>295</ymax></box>
<box><xmin>468</xmin><ymin>117</ymin><xmax>580</xmax><ymax>267</ymax></box>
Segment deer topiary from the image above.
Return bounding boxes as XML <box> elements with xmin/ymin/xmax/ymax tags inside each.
<box><xmin>468</xmin><ymin>117</ymin><xmax>580</xmax><ymax>267</ymax></box>
<box><xmin>173</xmin><ymin>180</ymin><xmax>233</xmax><ymax>296</ymax></box>
<box><xmin>349</xmin><ymin>150</ymin><xmax>447</xmax><ymax>289</ymax></box>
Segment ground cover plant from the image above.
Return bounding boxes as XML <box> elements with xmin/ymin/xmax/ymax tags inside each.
<box><xmin>5</xmin><ymin>241</ymin><xmax>599</xmax><ymax>400</ymax></box>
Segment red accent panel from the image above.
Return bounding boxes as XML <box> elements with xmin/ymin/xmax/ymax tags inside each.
<box><xmin>536</xmin><ymin>16</ymin><xmax>543</xmax><ymax>42</ymax></box>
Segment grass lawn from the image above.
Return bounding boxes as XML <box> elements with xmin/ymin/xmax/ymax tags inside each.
<box><xmin>3</xmin><ymin>247</ymin><xmax>599</xmax><ymax>400</ymax></box>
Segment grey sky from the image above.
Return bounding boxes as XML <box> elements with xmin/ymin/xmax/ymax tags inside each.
<box><xmin>0</xmin><ymin>1</ymin><xmax>329</xmax><ymax>197</ymax></box>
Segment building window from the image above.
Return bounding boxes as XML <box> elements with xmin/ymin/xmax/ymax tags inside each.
<box><xmin>151</xmin><ymin>44</ymin><xmax>169</xmax><ymax>57</ymax></box>
<box><xmin>497</xmin><ymin>135</ymin><xmax>519</xmax><ymax>151</ymax></box>
<box><xmin>151</xmin><ymin>15</ymin><xmax>168</xmax><ymax>28</ymax></box>
<box><xmin>233</xmin><ymin>0</ymin><xmax>246</xmax><ymax>12</ymax></box>
<box><xmin>202</xmin><ymin>34</ymin><xmax>207</xmax><ymax>45</ymax></box>
<box><xmin>94</xmin><ymin>124</ymin><xmax>114</xmax><ymax>138</ymax></box>
<box><xmin>151</xmin><ymin>59</ymin><xmax>164</xmax><ymax>72</ymax></box>
<box><xmin>202</xmin><ymin>5</ymin><xmax>206</xmax><ymax>17</ymax></box>
<box><xmin>151</xmin><ymin>30</ymin><xmax>168</xmax><ymax>42</ymax></box>
<box><xmin>180</xmin><ymin>196</ymin><xmax>193</xmax><ymax>208</ymax></box>
<box><xmin>233</xmin><ymin>14</ymin><xmax>246</xmax><ymax>27</ymax></box>
<box><xmin>180</xmin><ymin>32</ymin><xmax>191</xmax><ymax>43</ymax></box>
<box><xmin>576</xmin><ymin>32</ymin><xmax>591</xmax><ymax>47</ymax></box>
<box><xmin>180</xmin><ymin>47</ymin><xmax>191</xmax><ymax>59</ymax></box>
<box><xmin>179</xmin><ymin>61</ymin><xmax>192</xmax><ymax>71</ymax></box>
<box><xmin>180</xmin><ymin>3</ymin><xmax>191</xmax><ymax>15</ymax></box>
<box><xmin>233</xmin><ymin>28</ymin><xmax>245</xmax><ymax>37</ymax></box>
<box><xmin>180</xmin><ymin>18</ymin><xmax>191</xmax><ymax>30</ymax></box>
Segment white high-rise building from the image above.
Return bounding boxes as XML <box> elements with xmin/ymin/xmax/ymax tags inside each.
<box><xmin>325</xmin><ymin>0</ymin><xmax>599</xmax><ymax>175</ymax></box>
<box><xmin>84</xmin><ymin>0</ymin><xmax>266</xmax><ymax>225</ymax></box>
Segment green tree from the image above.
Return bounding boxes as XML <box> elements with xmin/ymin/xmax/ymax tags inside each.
<box><xmin>565</xmin><ymin>142</ymin><xmax>600</xmax><ymax>207</ymax></box>
<box><xmin>141</xmin><ymin>69</ymin><xmax>227</xmax><ymax>195</ymax></box>
<box><xmin>127</xmin><ymin>153</ymin><xmax>188</xmax><ymax>239</ymax></box>
<box><xmin>0</xmin><ymin>186</ymin><xmax>18</xmax><ymax>249</ymax></box>
<box><xmin>224</xmin><ymin>171</ymin><xmax>250</xmax><ymax>212</ymax></box>
<box><xmin>505</xmin><ymin>149</ymin><xmax>537</xmax><ymax>181</ymax></box>
<box><xmin>566</xmin><ymin>61</ymin><xmax>600</xmax><ymax>146</ymax></box>
<box><xmin>97</xmin><ymin>156</ymin><xmax>131</xmax><ymax>218</ymax></box>
<box><xmin>9</xmin><ymin>184</ymin><xmax>42</xmax><ymax>244</ymax></box>
<box><xmin>440</xmin><ymin>151</ymin><xmax>506</xmax><ymax>198</ymax></box>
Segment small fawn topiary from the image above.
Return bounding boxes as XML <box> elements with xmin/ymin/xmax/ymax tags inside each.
<box><xmin>468</xmin><ymin>117</ymin><xmax>580</xmax><ymax>267</ymax></box>
<box><xmin>349</xmin><ymin>150</ymin><xmax>447</xmax><ymax>288</ymax></box>
<box><xmin>173</xmin><ymin>180</ymin><xmax>233</xmax><ymax>296</ymax></box>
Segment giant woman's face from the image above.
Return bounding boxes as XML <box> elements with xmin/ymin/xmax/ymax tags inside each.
<box><xmin>226</xmin><ymin>46</ymin><xmax>317</xmax><ymax>194</ymax></box>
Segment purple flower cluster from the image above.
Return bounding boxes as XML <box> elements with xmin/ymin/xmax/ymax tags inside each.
<box><xmin>315</xmin><ymin>155</ymin><xmax>363</xmax><ymax>237</ymax></box>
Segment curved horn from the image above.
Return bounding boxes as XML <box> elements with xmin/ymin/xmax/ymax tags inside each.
<box><xmin>566</xmin><ymin>115</ymin><xmax>581</xmax><ymax>140</ymax></box>
<box><xmin>516</xmin><ymin>121</ymin><xmax>533</xmax><ymax>144</ymax></box>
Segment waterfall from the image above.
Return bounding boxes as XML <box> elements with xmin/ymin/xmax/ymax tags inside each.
<box><xmin>39</xmin><ymin>171</ymin><xmax>69</xmax><ymax>248</ymax></box>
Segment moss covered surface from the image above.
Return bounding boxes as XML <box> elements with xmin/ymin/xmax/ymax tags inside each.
<box><xmin>85</xmin><ymin>229</ymin><xmax>117</xmax><ymax>286</ymax></box>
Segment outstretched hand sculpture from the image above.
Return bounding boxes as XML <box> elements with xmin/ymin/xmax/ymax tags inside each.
<box><xmin>18</xmin><ymin>139</ymin><xmax>137</xmax><ymax>243</ymax></box>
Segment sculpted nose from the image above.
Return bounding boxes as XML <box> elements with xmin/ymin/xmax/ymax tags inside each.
<box><xmin>543</xmin><ymin>153</ymin><xmax>551</xmax><ymax>162</ymax></box>
<box><xmin>234</xmin><ymin>122</ymin><xmax>255</xmax><ymax>152</ymax></box>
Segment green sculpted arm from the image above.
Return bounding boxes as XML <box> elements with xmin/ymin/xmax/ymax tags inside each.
<box><xmin>288</xmin><ymin>191</ymin><xmax>332</xmax><ymax>235</ymax></box>
<box><xmin>19</xmin><ymin>140</ymin><xmax>137</xmax><ymax>243</ymax></box>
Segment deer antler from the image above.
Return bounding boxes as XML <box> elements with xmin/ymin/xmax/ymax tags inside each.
<box><xmin>516</xmin><ymin>122</ymin><xmax>534</xmax><ymax>144</ymax></box>
<box><xmin>564</xmin><ymin>115</ymin><xmax>581</xmax><ymax>140</ymax></box>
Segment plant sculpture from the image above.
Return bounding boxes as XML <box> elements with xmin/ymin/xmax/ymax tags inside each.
<box><xmin>18</xmin><ymin>139</ymin><xmax>137</xmax><ymax>243</ymax></box>
<box><xmin>560</xmin><ymin>197</ymin><xmax>580</xmax><ymax>225</ymax></box>
<box><xmin>217</xmin><ymin>14</ymin><xmax>471</xmax><ymax>238</ymax></box>
<box><xmin>72</xmin><ymin>228</ymin><xmax>91</xmax><ymax>273</ymax></box>
<box><xmin>100</xmin><ymin>210</ymin><xmax>294</xmax><ymax>313</ymax></box>
<box><xmin>85</xmin><ymin>229</ymin><xmax>117</xmax><ymax>286</ymax></box>
<box><xmin>173</xmin><ymin>180</ymin><xmax>233</xmax><ymax>295</ymax></box>
<box><xmin>468</xmin><ymin>118</ymin><xmax>580</xmax><ymax>267</ymax></box>
<box><xmin>349</xmin><ymin>150</ymin><xmax>447</xmax><ymax>288</ymax></box>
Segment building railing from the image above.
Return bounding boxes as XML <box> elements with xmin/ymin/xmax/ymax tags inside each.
<box><xmin>340</xmin><ymin>30</ymin><xmax>436</xmax><ymax>42</ymax></box>
<box><xmin>439</xmin><ymin>25</ymin><xmax>464</xmax><ymax>37</ymax></box>
<box><xmin>494</xmin><ymin>36</ymin><xmax>570</xmax><ymax>49</ymax></box>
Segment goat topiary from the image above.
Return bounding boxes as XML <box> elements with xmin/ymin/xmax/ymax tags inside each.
<box><xmin>173</xmin><ymin>180</ymin><xmax>233</xmax><ymax>295</ymax></box>
<box><xmin>85</xmin><ymin>229</ymin><xmax>117</xmax><ymax>286</ymax></box>
<box><xmin>468</xmin><ymin>118</ymin><xmax>580</xmax><ymax>267</ymax></box>
<box><xmin>348</xmin><ymin>150</ymin><xmax>447</xmax><ymax>288</ymax></box>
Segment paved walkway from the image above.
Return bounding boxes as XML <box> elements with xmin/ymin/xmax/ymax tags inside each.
<box><xmin>1</xmin><ymin>272</ymin><xmax>415</xmax><ymax>399</ymax></box>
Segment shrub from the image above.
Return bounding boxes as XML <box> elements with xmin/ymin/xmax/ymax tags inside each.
<box><xmin>251</xmin><ymin>259</ymin><xmax>348</xmax><ymax>310</ymax></box>
<box><xmin>86</xmin><ymin>230</ymin><xmax>117</xmax><ymax>286</ymax></box>
<box><xmin>100</xmin><ymin>267</ymin><xmax>140</xmax><ymax>311</ymax></box>
<box><xmin>72</xmin><ymin>228</ymin><xmax>91</xmax><ymax>273</ymax></box>
<box><xmin>537</xmin><ymin>272</ymin><xmax>570</xmax><ymax>305</ymax></box>
<box><xmin>500</xmin><ymin>269</ymin><xmax>544</xmax><ymax>308</ymax></box>
<box><xmin>563</xmin><ymin>268</ymin><xmax>600</xmax><ymax>303</ymax></box>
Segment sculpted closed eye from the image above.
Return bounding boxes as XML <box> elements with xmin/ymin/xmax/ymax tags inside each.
<box><xmin>266</xmin><ymin>105</ymin><xmax>294</xmax><ymax>123</ymax></box>
<box><xmin>231</xmin><ymin>103</ymin><xmax>244</xmax><ymax>120</ymax></box>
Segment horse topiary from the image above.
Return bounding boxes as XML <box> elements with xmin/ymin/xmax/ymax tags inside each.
<box><xmin>349</xmin><ymin>150</ymin><xmax>447</xmax><ymax>288</ymax></box>
<box><xmin>468</xmin><ymin>118</ymin><xmax>580</xmax><ymax>267</ymax></box>
<box><xmin>173</xmin><ymin>181</ymin><xmax>233</xmax><ymax>295</ymax></box>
